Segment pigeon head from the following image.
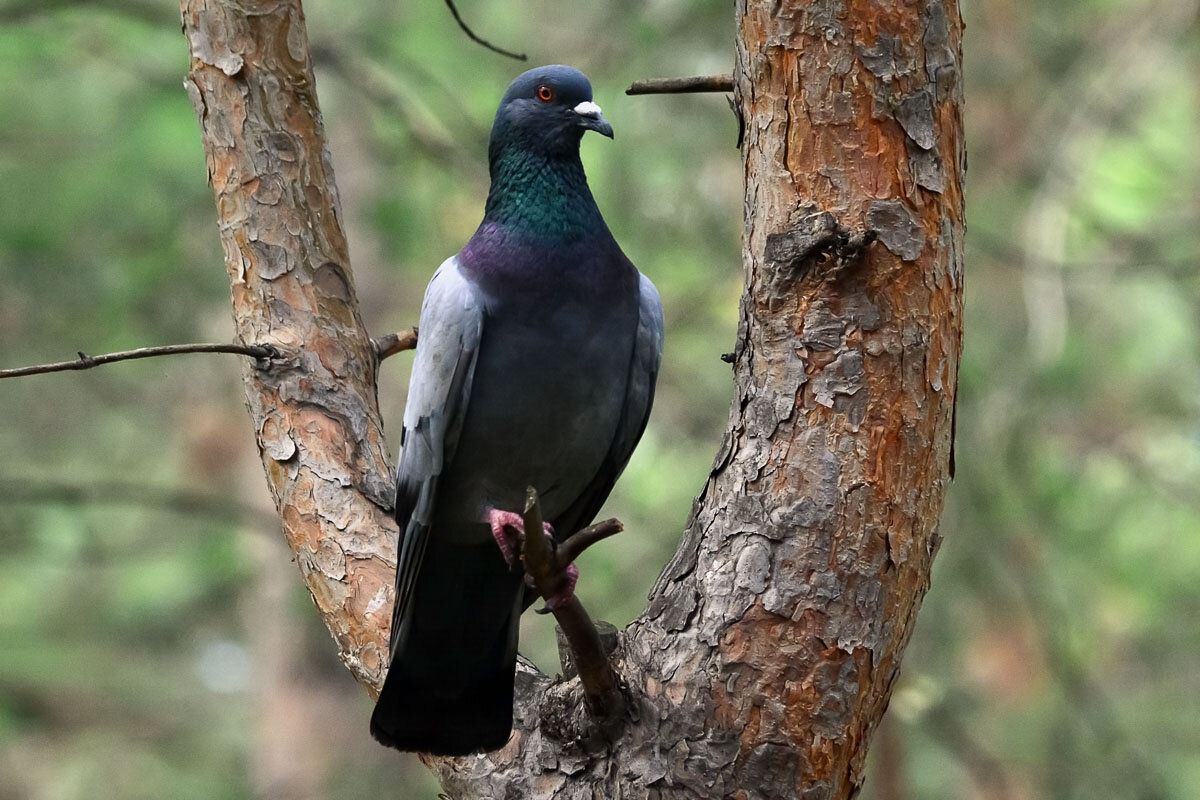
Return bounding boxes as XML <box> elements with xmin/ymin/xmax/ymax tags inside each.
<box><xmin>476</xmin><ymin>65</ymin><xmax>617</xmax><ymax>242</ymax></box>
<box><xmin>490</xmin><ymin>65</ymin><xmax>613</xmax><ymax>160</ymax></box>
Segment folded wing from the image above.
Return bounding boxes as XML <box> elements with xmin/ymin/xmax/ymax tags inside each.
<box><xmin>387</xmin><ymin>256</ymin><xmax>484</xmax><ymax>661</ymax></box>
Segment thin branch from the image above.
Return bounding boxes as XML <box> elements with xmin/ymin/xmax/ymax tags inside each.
<box><xmin>517</xmin><ymin>487</ymin><xmax>626</xmax><ymax>735</ymax></box>
<box><xmin>1</xmin><ymin>329</ymin><xmax>418</xmax><ymax>380</ymax></box>
<box><xmin>557</xmin><ymin>517</ymin><xmax>623</xmax><ymax>566</ymax></box>
<box><xmin>555</xmin><ymin>621</ymin><xmax>618</xmax><ymax>682</ymax></box>
<box><xmin>625</xmin><ymin>75</ymin><xmax>734</xmax><ymax>95</ymax></box>
<box><xmin>371</xmin><ymin>328</ymin><xmax>419</xmax><ymax>361</ymax></box>
<box><xmin>441</xmin><ymin>0</ymin><xmax>526</xmax><ymax>62</ymax></box>
<box><xmin>0</xmin><ymin>342</ymin><xmax>279</xmax><ymax>379</ymax></box>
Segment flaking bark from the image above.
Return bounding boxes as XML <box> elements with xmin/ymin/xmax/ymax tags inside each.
<box><xmin>181</xmin><ymin>0</ymin><xmax>397</xmax><ymax>692</ymax></box>
<box><xmin>182</xmin><ymin>0</ymin><xmax>964</xmax><ymax>796</ymax></box>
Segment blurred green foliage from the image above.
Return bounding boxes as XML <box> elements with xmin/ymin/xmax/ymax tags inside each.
<box><xmin>0</xmin><ymin>0</ymin><xmax>1197</xmax><ymax>798</ymax></box>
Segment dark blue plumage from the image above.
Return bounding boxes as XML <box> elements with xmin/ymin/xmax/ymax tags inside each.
<box><xmin>370</xmin><ymin>66</ymin><xmax>663</xmax><ymax>755</ymax></box>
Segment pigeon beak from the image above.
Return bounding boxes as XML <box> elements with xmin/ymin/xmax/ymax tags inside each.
<box><xmin>573</xmin><ymin>101</ymin><xmax>614</xmax><ymax>139</ymax></box>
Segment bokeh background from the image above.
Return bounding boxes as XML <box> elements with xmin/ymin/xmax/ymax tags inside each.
<box><xmin>1</xmin><ymin>0</ymin><xmax>1197</xmax><ymax>797</ymax></box>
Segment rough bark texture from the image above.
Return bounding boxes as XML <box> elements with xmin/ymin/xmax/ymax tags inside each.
<box><xmin>182</xmin><ymin>0</ymin><xmax>963</xmax><ymax>797</ymax></box>
<box><xmin>181</xmin><ymin>0</ymin><xmax>397</xmax><ymax>692</ymax></box>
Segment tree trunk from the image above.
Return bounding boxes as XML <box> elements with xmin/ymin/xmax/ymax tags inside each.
<box><xmin>181</xmin><ymin>0</ymin><xmax>963</xmax><ymax>797</ymax></box>
<box><xmin>181</xmin><ymin>0</ymin><xmax>397</xmax><ymax>692</ymax></box>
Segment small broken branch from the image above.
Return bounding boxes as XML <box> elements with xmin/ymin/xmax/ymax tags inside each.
<box><xmin>556</xmin><ymin>621</ymin><xmax>618</xmax><ymax>682</ymax></box>
<box><xmin>371</xmin><ymin>327</ymin><xmax>419</xmax><ymax>361</ymax></box>
<box><xmin>625</xmin><ymin>75</ymin><xmax>734</xmax><ymax>95</ymax></box>
<box><xmin>518</xmin><ymin>487</ymin><xmax>626</xmax><ymax>735</ymax></box>
<box><xmin>556</xmin><ymin>517</ymin><xmax>623</xmax><ymax>566</ymax></box>
<box><xmin>1</xmin><ymin>330</ymin><xmax>418</xmax><ymax>380</ymax></box>
<box><xmin>0</xmin><ymin>342</ymin><xmax>279</xmax><ymax>379</ymax></box>
<box><xmin>442</xmin><ymin>0</ymin><xmax>526</xmax><ymax>62</ymax></box>
<box><xmin>764</xmin><ymin>210</ymin><xmax>878</xmax><ymax>281</ymax></box>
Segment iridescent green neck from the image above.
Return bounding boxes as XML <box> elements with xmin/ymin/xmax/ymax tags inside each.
<box><xmin>482</xmin><ymin>147</ymin><xmax>604</xmax><ymax>241</ymax></box>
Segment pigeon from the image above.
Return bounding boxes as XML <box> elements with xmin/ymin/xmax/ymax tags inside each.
<box><xmin>370</xmin><ymin>65</ymin><xmax>664</xmax><ymax>756</ymax></box>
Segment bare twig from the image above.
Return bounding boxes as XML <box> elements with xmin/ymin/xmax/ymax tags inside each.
<box><xmin>516</xmin><ymin>487</ymin><xmax>625</xmax><ymax>735</ymax></box>
<box><xmin>1</xmin><ymin>329</ymin><xmax>417</xmax><ymax>380</ymax></box>
<box><xmin>0</xmin><ymin>342</ymin><xmax>279</xmax><ymax>379</ymax></box>
<box><xmin>625</xmin><ymin>75</ymin><xmax>734</xmax><ymax>95</ymax></box>
<box><xmin>442</xmin><ymin>0</ymin><xmax>526</xmax><ymax>62</ymax></box>
<box><xmin>556</xmin><ymin>621</ymin><xmax>618</xmax><ymax>682</ymax></box>
<box><xmin>371</xmin><ymin>328</ymin><xmax>419</xmax><ymax>361</ymax></box>
<box><xmin>557</xmin><ymin>517</ymin><xmax>623</xmax><ymax>565</ymax></box>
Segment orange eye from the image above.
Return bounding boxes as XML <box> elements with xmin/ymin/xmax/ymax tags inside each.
<box><xmin>536</xmin><ymin>85</ymin><xmax>554</xmax><ymax>102</ymax></box>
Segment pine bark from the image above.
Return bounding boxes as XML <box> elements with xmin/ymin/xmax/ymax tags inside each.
<box><xmin>181</xmin><ymin>0</ymin><xmax>964</xmax><ymax>797</ymax></box>
<box><xmin>180</xmin><ymin>0</ymin><xmax>397</xmax><ymax>691</ymax></box>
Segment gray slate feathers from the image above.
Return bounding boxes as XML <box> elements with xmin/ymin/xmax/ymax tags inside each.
<box><xmin>370</xmin><ymin>65</ymin><xmax>663</xmax><ymax>756</ymax></box>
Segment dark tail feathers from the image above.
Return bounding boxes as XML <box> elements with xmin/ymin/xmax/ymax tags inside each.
<box><xmin>370</xmin><ymin>540</ymin><xmax>522</xmax><ymax>756</ymax></box>
<box><xmin>369</xmin><ymin>647</ymin><xmax>516</xmax><ymax>756</ymax></box>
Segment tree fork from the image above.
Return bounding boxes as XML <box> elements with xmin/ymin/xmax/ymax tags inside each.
<box><xmin>181</xmin><ymin>0</ymin><xmax>964</xmax><ymax>796</ymax></box>
<box><xmin>515</xmin><ymin>489</ymin><xmax>626</xmax><ymax>735</ymax></box>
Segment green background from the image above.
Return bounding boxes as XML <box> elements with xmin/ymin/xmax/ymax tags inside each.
<box><xmin>1</xmin><ymin>0</ymin><xmax>1197</xmax><ymax>797</ymax></box>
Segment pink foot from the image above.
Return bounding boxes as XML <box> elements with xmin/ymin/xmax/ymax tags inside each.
<box><xmin>544</xmin><ymin>562</ymin><xmax>579</xmax><ymax>611</ymax></box>
<box><xmin>486</xmin><ymin>508</ymin><xmax>555</xmax><ymax>569</ymax></box>
<box><xmin>526</xmin><ymin>559</ymin><xmax>578</xmax><ymax>610</ymax></box>
<box><xmin>487</xmin><ymin>509</ymin><xmax>524</xmax><ymax>568</ymax></box>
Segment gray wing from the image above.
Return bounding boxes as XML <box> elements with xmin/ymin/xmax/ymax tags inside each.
<box><xmin>389</xmin><ymin>256</ymin><xmax>483</xmax><ymax>658</ymax></box>
<box><xmin>552</xmin><ymin>272</ymin><xmax>664</xmax><ymax>537</ymax></box>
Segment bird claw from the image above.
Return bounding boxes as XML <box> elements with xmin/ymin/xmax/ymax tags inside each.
<box><xmin>486</xmin><ymin>508</ymin><xmax>555</xmax><ymax>569</ymax></box>
<box><xmin>532</xmin><ymin>561</ymin><xmax>579</xmax><ymax>613</ymax></box>
<box><xmin>487</xmin><ymin>507</ymin><xmax>575</xmax><ymax>608</ymax></box>
<box><xmin>487</xmin><ymin>509</ymin><xmax>525</xmax><ymax>568</ymax></box>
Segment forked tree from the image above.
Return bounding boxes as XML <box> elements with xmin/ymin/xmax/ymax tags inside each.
<box><xmin>178</xmin><ymin>0</ymin><xmax>964</xmax><ymax>796</ymax></box>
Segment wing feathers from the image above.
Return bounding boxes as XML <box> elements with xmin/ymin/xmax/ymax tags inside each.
<box><xmin>388</xmin><ymin>257</ymin><xmax>483</xmax><ymax>657</ymax></box>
